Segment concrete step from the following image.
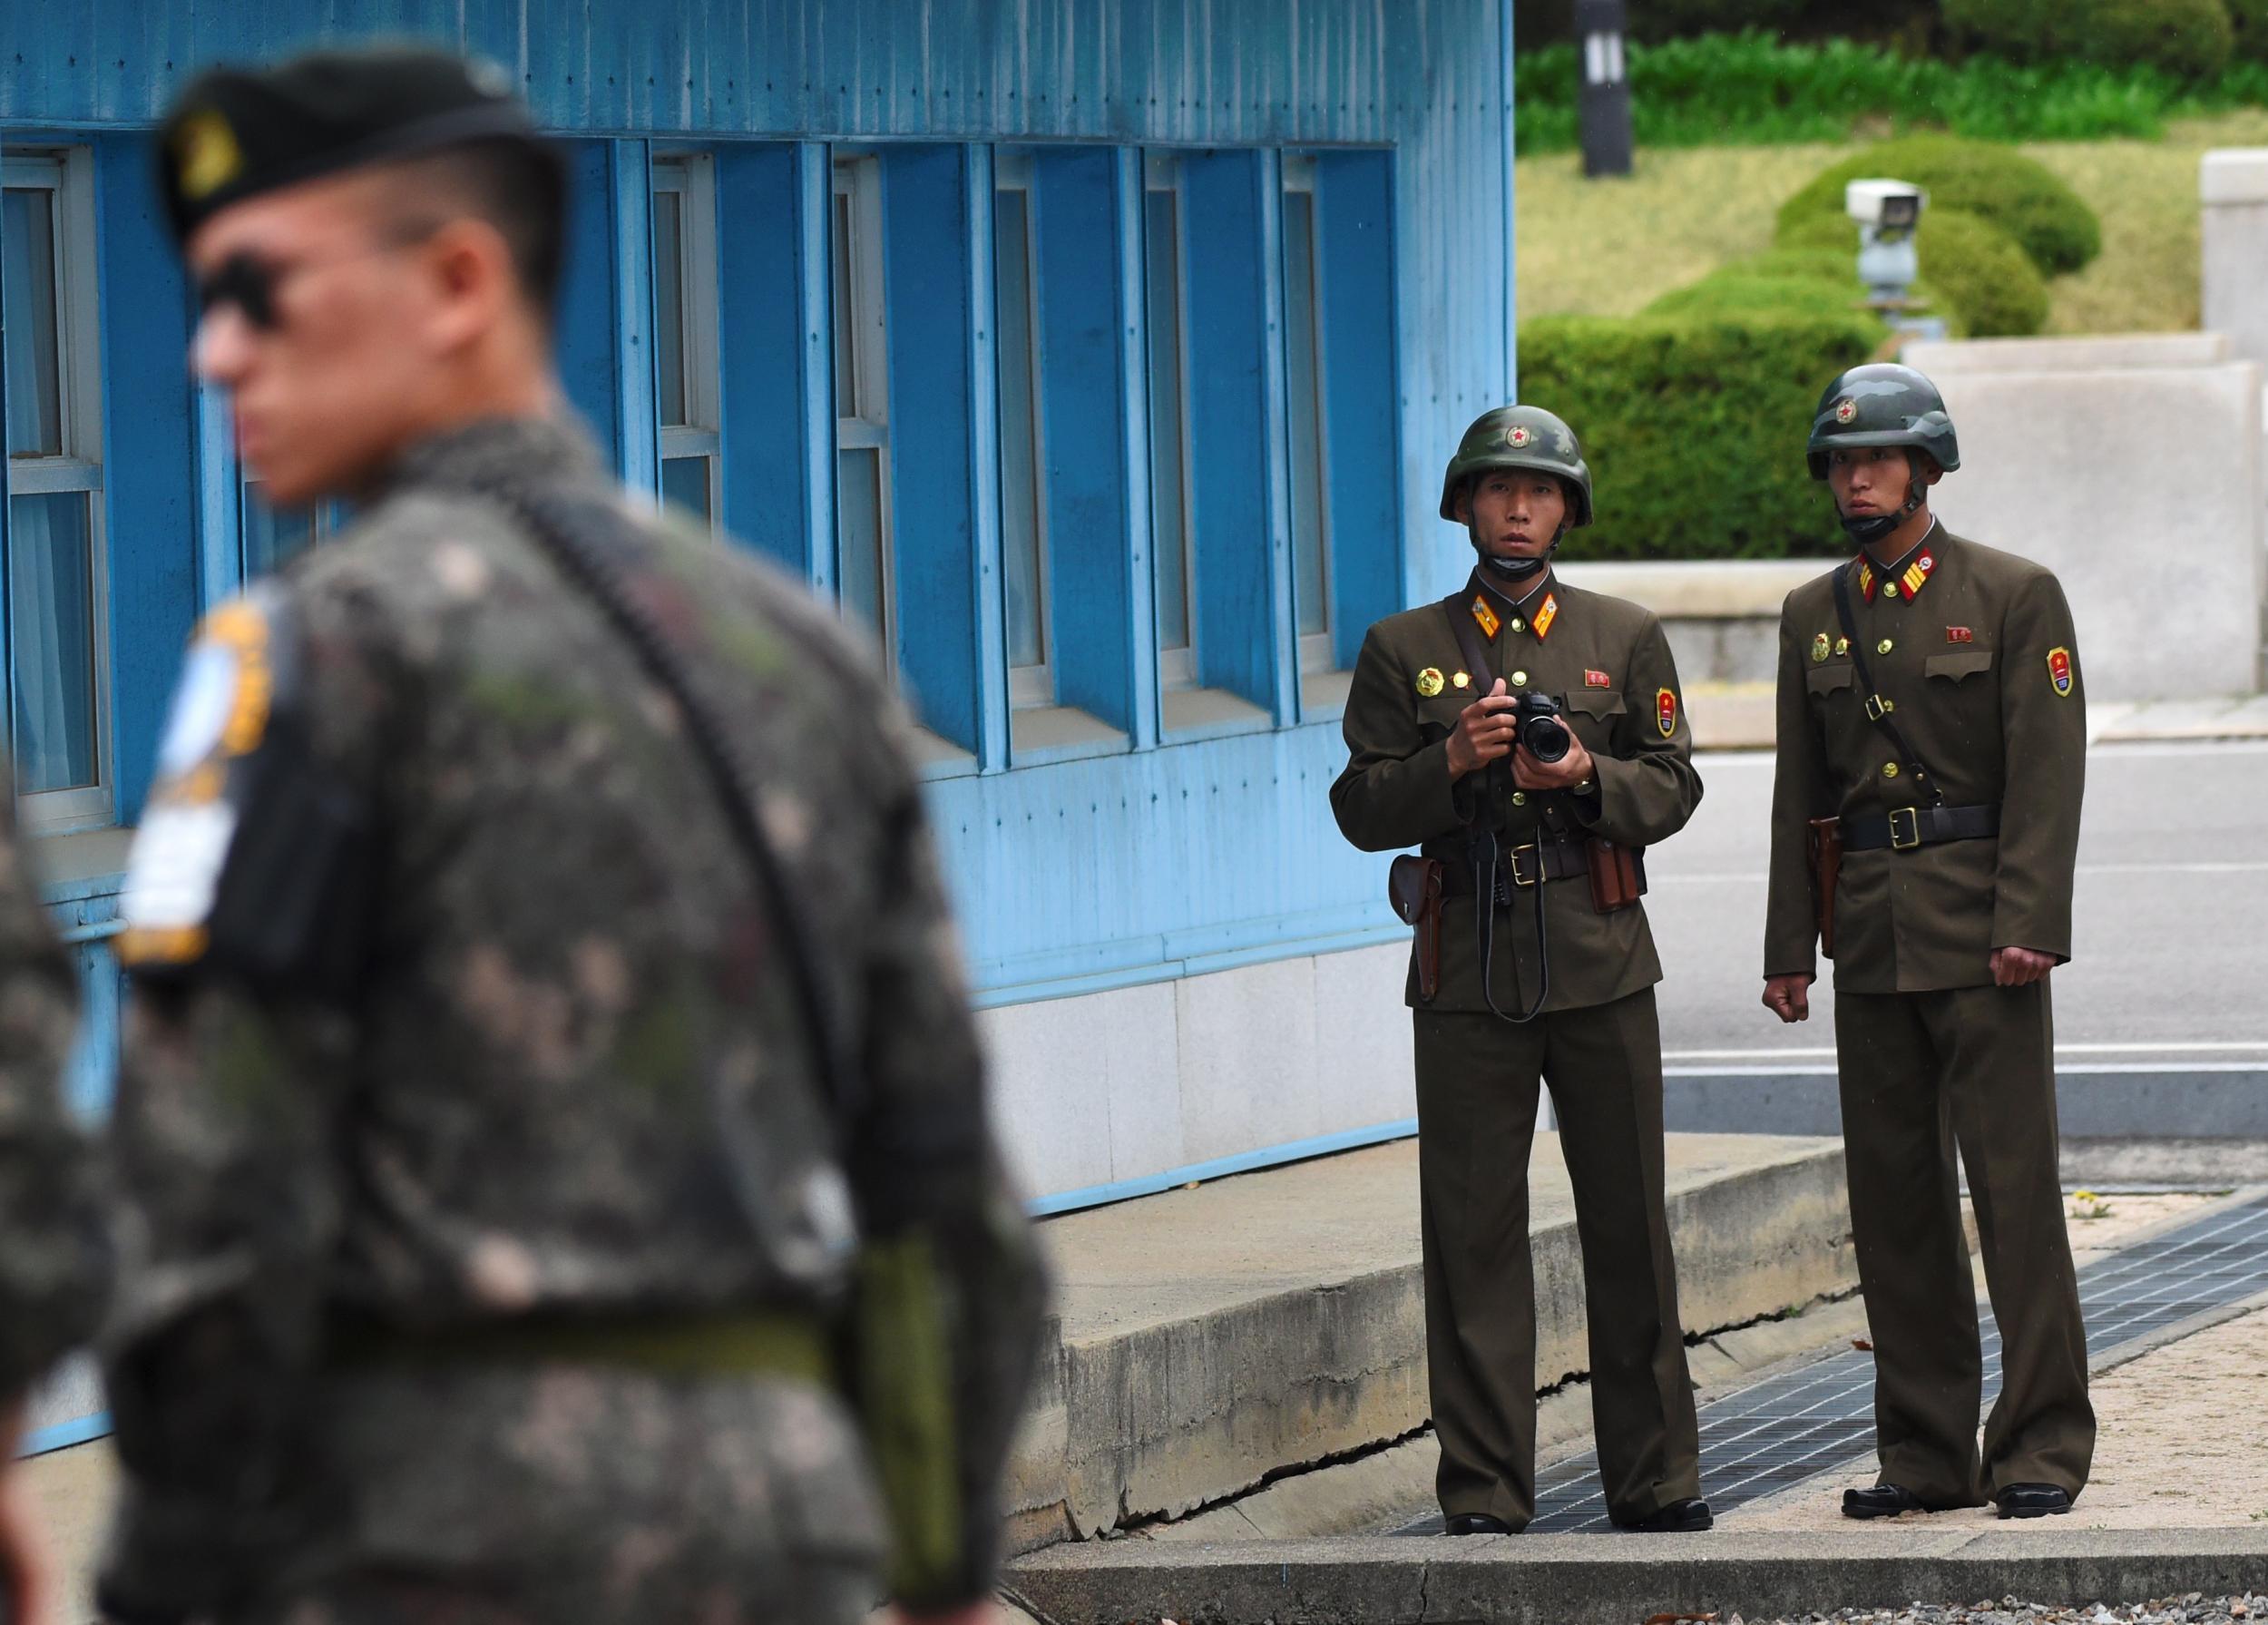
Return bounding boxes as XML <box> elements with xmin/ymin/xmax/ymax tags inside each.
<box><xmin>1004</xmin><ymin>1132</ymin><xmax>1854</xmax><ymax>1551</ymax></box>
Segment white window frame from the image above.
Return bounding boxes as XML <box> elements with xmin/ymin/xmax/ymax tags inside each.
<box><xmin>1144</xmin><ymin>152</ymin><xmax>1198</xmax><ymax>693</ymax></box>
<box><xmin>831</xmin><ymin>153</ymin><xmax>894</xmax><ymax>666</ymax></box>
<box><xmin>993</xmin><ymin>153</ymin><xmax>1053</xmax><ymax>710</ymax></box>
<box><xmin>3</xmin><ymin>148</ymin><xmax>112</xmax><ymax>832</ymax></box>
<box><xmin>652</xmin><ymin>152</ymin><xmax>722</xmax><ymax>531</ymax></box>
<box><xmin>1281</xmin><ymin>153</ymin><xmax>1335</xmax><ymax>676</ymax></box>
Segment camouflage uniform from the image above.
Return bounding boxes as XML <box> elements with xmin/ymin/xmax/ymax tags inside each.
<box><xmin>101</xmin><ymin>417</ymin><xmax>1046</xmax><ymax>1624</ymax></box>
<box><xmin>0</xmin><ymin>783</ymin><xmax>108</xmax><ymax>1405</ymax></box>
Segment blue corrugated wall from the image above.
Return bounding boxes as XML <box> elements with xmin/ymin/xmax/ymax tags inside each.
<box><xmin>1</xmin><ymin>0</ymin><xmax>1518</xmax><ymax>1081</ymax></box>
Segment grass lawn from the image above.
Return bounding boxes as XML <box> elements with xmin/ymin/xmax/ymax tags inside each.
<box><xmin>1515</xmin><ymin>109</ymin><xmax>2268</xmax><ymax>335</ymax></box>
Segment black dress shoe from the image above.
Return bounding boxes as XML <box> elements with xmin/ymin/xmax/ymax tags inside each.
<box><xmin>1614</xmin><ymin>1497</ymin><xmax>1714</xmax><ymax>1533</ymax></box>
<box><xmin>1442</xmin><ymin>1513</ymin><xmax>1516</xmax><ymax>1536</ymax></box>
<box><xmin>1842</xmin><ymin>1483</ymin><xmax>1934</xmax><ymax>1519</ymax></box>
<box><xmin>1995</xmin><ymin>1483</ymin><xmax>2073</xmax><ymax>1519</ymax></box>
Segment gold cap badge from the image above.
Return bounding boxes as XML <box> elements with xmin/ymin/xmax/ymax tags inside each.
<box><xmin>173</xmin><ymin>109</ymin><xmax>244</xmax><ymax>201</ymax></box>
<box><xmin>1415</xmin><ymin>668</ymin><xmax>1445</xmax><ymax>699</ymax></box>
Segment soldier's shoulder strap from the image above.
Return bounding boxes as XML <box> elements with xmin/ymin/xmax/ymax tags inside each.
<box><xmin>496</xmin><ymin>485</ymin><xmax>862</xmax><ymax>1129</ymax></box>
<box><xmin>1442</xmin><ymin>589</ymin><xmax>1495</xmax><ymax>688</ymax></box>
<box><xmin>1830</xmin><ymin>563</ymin><xmax>1944</xmax><ymax>809</ymax></box>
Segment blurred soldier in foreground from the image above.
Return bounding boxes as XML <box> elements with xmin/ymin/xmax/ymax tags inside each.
<box><xmin>1763</xmin><ymin>364</ymin><xmax>2092</xmax><ymax>1521</ymax></box>
<box><xmin>1332</xmin><ymin>407</ymin><xmax>1708</xmax><ymax>1536</ymax></box>
<box><xmin>103</xmin><ymin>45</ymin><xmax>1043</xmax><ymax>1625</ymax></box>
<box><xmin>0</xmin><ymin>787</ymin><xmax>110</xmax><ymax>1625</ymax></box>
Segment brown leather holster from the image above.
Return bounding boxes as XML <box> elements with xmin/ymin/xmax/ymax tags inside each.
<box><xmin>1388</xmin><ymin>855</ymin><xmax>1446</xmax><ymax>1002</ymax></box>
<box><xmin>1807</xmin><ymin>816</ymin><xmax>1843</xmax><ymax>958</ymax></box>
<box><xmin>1584</xmin><ymin>837</ymin><xmax>1647</xmax><ymax>913</ymax></box>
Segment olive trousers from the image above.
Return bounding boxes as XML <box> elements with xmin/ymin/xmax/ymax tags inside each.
<box><xmin>1414</xmin><ymin>989</ymin><xmax>1700</xmax><ymax>1529</ymax></box>
<box><xmin>1835</xmin><ymin>981</ymin><xmax>2095</xmax><ymax>1505</ymax></box>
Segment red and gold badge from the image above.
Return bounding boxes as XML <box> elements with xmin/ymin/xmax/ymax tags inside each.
<box><xmin>1946</xmin><ymin>626</ymin><xmax>1974</xmax><ymax>643</ymax></box>
<box><xmin>1833</xmin><ymin>397</ymin><xmax>1858</xmax><ymax>424</ymax></box>
<box><xmin>2047</xmin><ymin>646</ymin><xmax>2075</xmax><ymax>698</ymax></box>
<box><xmin>1585</xmin><ymin>669</ymin><xmax>1612</xmax><ymax>689</ymax></box>
<box><xmin>1656</xmin><ymin>687</ymin><xmax>1678</xmax><ymax>739</ymax></box>
<box><xmin>1471</xmin><ymin>594</ymin><xmax>1500</xmax><ymax>641</ymax></box>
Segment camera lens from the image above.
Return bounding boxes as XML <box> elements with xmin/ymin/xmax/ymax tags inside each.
<box><xmin>1517</xmin><ymin>698</ymin><xmax>1571</xmax><ymax>763</ymax></box>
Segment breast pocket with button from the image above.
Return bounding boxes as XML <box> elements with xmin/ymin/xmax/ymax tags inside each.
<box><xmin>1564</xmin><ymin>690</ymin><xmax>1627</xmax><ymax>752</ymax></box>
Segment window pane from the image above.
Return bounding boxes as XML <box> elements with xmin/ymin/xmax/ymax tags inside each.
<box><xmin>2</xmin><ymin>188</ymin><xmax>64</xmax><ymax>458</ymax></box>
<box><xmin>8</xmin><ymin>492</ymin><xmax>97</xmax><ymax>794</ymax></box>
<box><xmin>1144</xmin><ymin>187</ymin><xmax>1191</xmax><ymax>656</ymax></box>
<box><xmin>661</xmin><ymin>455</ymin><xmax>711</xmax><ymax>524</ymax></box>
<box><xmin>241</xmin><ymin>485</ymin><xmax>318</xmax><ymax>577</ymax></box>
<box><xmin>1284</xmin><ymin>189</ymin><xmax>1329</xmax><ymax>640</ymax></box>
<box><xmin>832</xmin><ymin>189</ymin><xmax>859</xmax><ymax>419</ymax></box>
<box><xmin>994</xmin><ymin>188</ymin><xmax>1045</xmax><ymax>672</ymax></box>
<box><xmin>836</xmin><ymin>446</ymin><xmax>885</xmax><ymax>634</ymax></box>
<box><xmin>652</xmin><ymin>188</ymin><xmax>689</xmax><ymax>428</ymax></box>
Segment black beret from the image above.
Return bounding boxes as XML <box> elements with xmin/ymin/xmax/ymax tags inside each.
<box><xmin>157</xmin><ymin>44</ymin><xmax>544</xmax><ymax>244</ymax></box>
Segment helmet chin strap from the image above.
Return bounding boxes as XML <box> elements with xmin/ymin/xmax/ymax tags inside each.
<box><xmin>1838</xmin><ymin>452</ymin><xmax>1928</xmax><ymax>547</ymax></box>
<box><xmin>1471</xmin><ymin>524</ymin><xmax>1562</xmax><ymax>583</ymax></box>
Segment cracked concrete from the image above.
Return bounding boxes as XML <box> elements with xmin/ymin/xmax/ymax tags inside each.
<box><xmin>1002</xmin><ymin>1133</ymin><xmax>1855</xmax><ymax>1551</ymax></box>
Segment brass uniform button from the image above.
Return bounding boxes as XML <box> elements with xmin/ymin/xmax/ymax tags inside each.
<box><xmin>1882</xmin><ymin>762</ymin><xmax>1901</xmax><ymax>778</ymax></box>
<box><xmin>1511</xmin><ymin>670</ymin><xmax>1529</xmax><ymax>686</ymax></box>
<box><xmin>1883</xmin><ymin>582</ymin><xmax>1900</xmax><ymax>599</ymax></box>
<box><xmin>1510</xmin><ymin>791</ymin><xmax>1528</xmax><ymax>807</ymax></box>
<box><xmin>1452</xmin><ymin>671</ymin><xmax>1471</xmax><ymax>690</ymax></box>
<box><xmin>1877</xmin><ymin>638</ymin><xmax>1894</xmax><ymax>655</ymax></box>
<box><xmin>1509</xmin><ymin>617</ymin><xmax>1525</xmax><ymax>633</ymax></box>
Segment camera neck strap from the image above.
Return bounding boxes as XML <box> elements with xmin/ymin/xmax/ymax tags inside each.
<box><xmin>1830</xmin><ymin>561</ymin><xmax>1945</xmax><ymax>809</ymax></box>
<box><xmin>1437</xmin><ymin>590</ymin><xmax>1550</xmax><ymax>1023</ymax></box>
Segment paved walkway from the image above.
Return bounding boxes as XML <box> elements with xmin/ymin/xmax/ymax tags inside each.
<box><xmin>1684</xmin><ymin>684</ymin><xmax>2268</xmax><ymax>752</ymax></box>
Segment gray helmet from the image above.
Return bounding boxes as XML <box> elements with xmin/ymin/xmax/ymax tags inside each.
<box><xmin>1439</xmin><ymin>405</ymin><xmax>1594</xmax><ymax>528</ymax></box>
<box><xmin>1806</xmin><ymin>364</ymin><xmax>1960</xmax><ymax>480</ymax></box>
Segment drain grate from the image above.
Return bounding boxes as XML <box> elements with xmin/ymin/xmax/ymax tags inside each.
<box><xmin>1397</xmin><ymin>1192</ymin><xmax>2268</xmax><ymax>1535</ymax></box>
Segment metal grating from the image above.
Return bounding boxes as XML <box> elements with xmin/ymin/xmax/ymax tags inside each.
<box><xmin>1397</xmin><ymin>1192</ymin><xmax>2268</xmax><ymax>1535</ymax></box>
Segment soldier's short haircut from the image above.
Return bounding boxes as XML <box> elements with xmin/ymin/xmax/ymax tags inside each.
<box><xmin>381</xmin><ymin>137</ymin><xmax>569</xmax><ymax>330</ymax></box>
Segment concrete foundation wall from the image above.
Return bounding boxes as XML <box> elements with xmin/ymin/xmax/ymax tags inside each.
<box><xmin>2204</xmin><ymin>149</ymin><xmax>2268</xmax><ymax>373</ymax></box>
<box><xmin>1902</xmin><ymin>335</ymin><xmax>2265</xmax><ymax>701</ymax></box>
<box><xmin>981</xmin><ymin>942</ymin><xmax>1417</xmax><ymax>1210</ymax></box>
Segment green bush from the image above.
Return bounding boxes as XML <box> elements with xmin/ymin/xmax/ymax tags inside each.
<box><xmin>1510</xmin><ymin>30</ymin><xmax>2267</xmax><ymax>153</ymax></box>
<box><xmin>1516</xmin><ymin>310</ymin><xmax>1884</xmax><ymax>561</ymax></box>
<box><xmin>2234</xmin><ymin>0</ymin><xmax>2268</xmax><ymax>62</ymax></box>
<box><xmin>1941</xmin><ymin>0</ymin><xmax>2061</xmax><ymax>57</ymax></box>
<box><xmin>2077</xmin><ymin>0</ymin><xmax>2236</xmax><ymax>80</ymax></box>
<box><xmin>1643</xmin><ymin>250</ymin><xmax>1869</xmax><ymax>320</ymax></box>
<box><xmin>1774</xmin><ymin>134</ymin><xmax>2101</xmax><ymax>276</ymax></box>
<box><xmin>1914</xmin><ymin>208</ymin><xmax>2051</xmax><ymax>336</ymax></box>
<box><xmin>1946</xmin><ymin>0</ymin><xmax>2235</xmax><ymax>77</ymax></box>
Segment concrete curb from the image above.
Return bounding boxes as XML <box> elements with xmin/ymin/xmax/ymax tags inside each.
<box><xmin>1005</xmin><ymin>1530</ymin><xmax>2268</xmax><ymax>1625</ymax></box>
<box><xmin>1663</xmin><ymin>1066</ymin><xmax>2268</xmax><ymax>1139</ymax></box>
<box><xmin>1003</xmin><ymin>1140</ymin><xmax>1855</xmax><ymax>1549</ymax></box>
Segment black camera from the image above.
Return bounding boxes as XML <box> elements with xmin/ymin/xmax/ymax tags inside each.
<box><xmin>1513</xmin><ymin>692</ymin><xmax>1571</xmax><ymax>763</ymax></box>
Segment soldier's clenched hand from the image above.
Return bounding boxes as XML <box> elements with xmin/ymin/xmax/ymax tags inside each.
<box><xmin>1512</xmin><ymin>733</ymin><xmax>1595</xmax><ymax>790</ymax></box>
<box><xmin>1762</xmin><ymin>973</ymin><xmax>1813</xmax><ymax>1023</ymax></box>
<box><xmin>1990</xmin><ymin>946</ymin><xmax>2057</xmax><ymax>987</ymax></box>
<box><xmin>1445</xmin><ymin>679</ymin><xmax>1518</xmax><ymax>780</ymax></box>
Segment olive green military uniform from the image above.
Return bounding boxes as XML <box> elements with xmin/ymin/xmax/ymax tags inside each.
<box><xmin>1333</xmin><ymin>534</ymin><xmax>1705</xmax><ymax>1528</ymax></box>
<box><xmin>1766</xmin><ymin>498</ymin><xmax>2094</xmax><ymax>1494</ymax></box>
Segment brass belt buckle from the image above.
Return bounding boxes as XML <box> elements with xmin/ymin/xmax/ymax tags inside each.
<box><xmin>1888</xmin><ymin>807</ymin><xmax>1922</xmax><ymax>850</ymax></box>
<box><xmin>1508</xmin><ymin>843</ymin><xmax>1542</xmax><ymax>887</ymax></box>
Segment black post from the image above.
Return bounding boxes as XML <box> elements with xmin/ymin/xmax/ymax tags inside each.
<box><xmin>1573</xmin><ymin>0</ymin><xmax>1634</xmax><ymax>178</ymax></box>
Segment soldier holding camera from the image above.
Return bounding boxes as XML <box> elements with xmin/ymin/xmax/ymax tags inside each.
<box><xmin>1332</xmin><ymin>406</ymin><xmax>1707</xmax><ymax>1537</ymax></box>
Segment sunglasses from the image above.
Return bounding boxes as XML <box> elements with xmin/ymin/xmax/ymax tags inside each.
<box><xmin>194</xmin><ymin>252</ymin><xmax>289</xmax><ymax>331</ymax></box>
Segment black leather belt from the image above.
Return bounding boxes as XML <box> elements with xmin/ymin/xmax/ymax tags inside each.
<box><xmin>1842</xmin><ymin>803</ymin><xmax>1999</xmax><ymax>853</ymax></box>
<box><xmin>1439</xmin><ymin>837</ymin><xmax>1589</xmax><ymax>891</ymax></box>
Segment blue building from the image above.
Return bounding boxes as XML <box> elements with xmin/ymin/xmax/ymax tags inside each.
<box><xmin>6</xmin><ymin>1</ymin><xmax>1519</xmax><ymax>1445</ymax></box>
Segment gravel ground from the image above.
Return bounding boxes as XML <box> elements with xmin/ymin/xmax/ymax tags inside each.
<box><xmin>1737</xmin><ymin>1596</ymin><xmax>2268</xmax><ymax>1625</ymax></box>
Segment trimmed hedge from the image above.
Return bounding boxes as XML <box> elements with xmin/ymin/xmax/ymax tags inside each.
<box><xmin>2234</xmin><ymin>0</ymin><xmax>2268</xmax><ymax>63</ymax></box>
<box><xmin>1945</xmin><ymin>0</ymin><xmax>2237</xmax><ymax>78</ymax></box>
<box><xmin>1516</xmin><ymin>310</ymin><xmax>1884</xmax><ymax>562</ymax></box>
<box><xmin>1643</xmin><ymin>250</ymin><xmax>1871</xmax><ymax>320</ymax></box>
<box><xmin>1914</xmin><ymin>207</ymin><xmax>2051</xmax><ymax>336</ymax></box>
<box><xmin>1774</xmin><ymin>133</ymin><xmax>2101</xmax><ymax>276</ymax></box>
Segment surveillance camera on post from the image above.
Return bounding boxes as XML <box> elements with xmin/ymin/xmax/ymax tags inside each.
<box><xmin>1844</xmin><ymin>178</ymin><xmax>1944</xmax><ymax>341</ymax></box>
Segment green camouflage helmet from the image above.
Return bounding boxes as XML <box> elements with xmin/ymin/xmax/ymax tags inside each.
<box><xmin>1806</xmin><ymin>363</ymin><xmax>1961</xmax><ymax>479</ymax></box>
<box><xmin>1438</xmin><ymin>405</ymin><xmax>1595</xmax><ymax>528</ymax></box>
